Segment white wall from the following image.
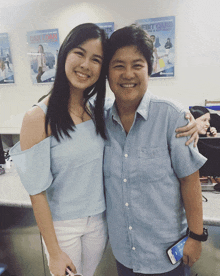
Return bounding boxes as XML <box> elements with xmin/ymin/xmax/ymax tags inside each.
<box><xmin>0</xmin><ymin>0</ymin><xmax>220</xmax><ymax>133</ymax></box>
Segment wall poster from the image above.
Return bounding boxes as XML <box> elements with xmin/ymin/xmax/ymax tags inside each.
<box><xmin>96</xmin><ymin>22</ymin><xmax>114</xmax><ymax>38</ymax></box>
<box><xmin>27</xmin><ymin>29</ymin><xmax>60</xmax><ymax>84</ymax></box>
<box><xmin>136</xmin><ymin>16</ymin><xmax>175</xmax><ymax>78</ymax></box>
<box><xmin>0</xmin><ymin>33</ymin><xmax>14</xmax><ymax>84</ymax></box>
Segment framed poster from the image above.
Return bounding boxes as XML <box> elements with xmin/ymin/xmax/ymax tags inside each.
<box><xmin>27</xmin><ymin>29</ymin><xmax>60</xmax><ymax>84</ymax></box>
<box><xmin>0</xmin><ymin>33</ymin><xmax>14</xmax><ymax>84</ymax></box>
<box><xmin>136</xmin><ymin>16</ymin><xmax>175</xmax><ymax>78</ymax></box>
<box><xmin>96</xmin><ymin>22</ymin><xmax>114</xmax><ymax>38</ymax></box>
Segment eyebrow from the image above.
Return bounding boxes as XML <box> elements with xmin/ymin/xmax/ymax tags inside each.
<box><xmin>76</xmin><ymin>46</ymin><xmax>103</xmax><ymax>60</ymax></box>
<box><xmin>111</xmin><ymin>58</ymin><xmax>145</xmax><ymax>65</ymax></box>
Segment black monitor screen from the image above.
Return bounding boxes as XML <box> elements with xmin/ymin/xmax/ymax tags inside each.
<box><xmin>0</xmin><ymin>135</ymin><xmax>5</xmax><ymax>164</ymax></box>
<box><xmin>197</xmin><ymin>137</ymin><xmax>220</xmax><ymax>177</ymax></box>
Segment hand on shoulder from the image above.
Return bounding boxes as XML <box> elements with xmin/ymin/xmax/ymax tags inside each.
<box><xmin>176</xmin><ymin>111</ymin><xmax>199</xmax><ymax>147</ymax></box>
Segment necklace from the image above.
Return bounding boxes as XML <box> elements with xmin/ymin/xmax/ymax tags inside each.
<box><xmin>69</xmin><ymin>103</ymin><xmax>91</xmax><ymax>122</ymax></box>
<box><xmin>69</xmin><ymin>108</ymin><xmax>85</xmax><ymax>122</ymax></box>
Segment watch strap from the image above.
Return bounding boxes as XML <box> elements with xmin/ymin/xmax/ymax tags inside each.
<box><xmin>186</xmin><ymin>227</ymin><xmax>208</xmax><ymax>242</ymax></box>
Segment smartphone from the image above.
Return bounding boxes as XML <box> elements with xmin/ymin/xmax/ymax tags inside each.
<box><xmin>166</xmin><ymin>235</ymin><xmax>188</xmax><ymax>264</ymax></box>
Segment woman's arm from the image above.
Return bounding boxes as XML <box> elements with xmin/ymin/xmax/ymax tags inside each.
<box><xmin>176</xmin><ymin>112</ymin><xmax>199</xmax><ymax>147</ymax></box>
<box><xmin>180</xmin><ymin>170</ymin><xmax>203</xmax><ymax>267</ymax></box>
<box><xmin>20</xmin><ymin>107</ymin><xmax>76</xmax><ymax>276</ymax></box>
<box><xmin>30</xmin><ymin>192</ymin><xmax>76</xmax><ymax>275</ymax></box>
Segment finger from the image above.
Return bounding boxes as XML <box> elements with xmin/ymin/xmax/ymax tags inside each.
<box><xmin>185</xmin><ymin>136</ymin><xmax>194</xmax><ymax>146</ymax></box>
<box><xmin>188</xmin><ymin>257</ymin><xmax>197</xmax><ymax>267</ymax></box>
<box><xmin>185</xmin><ymin>112</ymin><xmax>192</xmax><ymax>121</ymax></box>
<box><xmin>177</xmin><ymin>128</ymin><xmax>196</xmax><ymax>140</ymax></box>
<box><xmin>176</xmin><ymin>124</ymin><xmax>191</xmax><ymax>134</ymax></box>
<box><xmin>193</xmin><ymin>133</ymin><xmax>199</xmax><ymax>147</ymax></box>
<box><xmin>185</xmin><ymin>131</ymin><xmax>198</xmax><ymax>146</ymax></box>
<box><xmin>182</xmin><ymin>254</ymin><xmax>189</xmax><ymax>266</ymax></box>
<box><xmin>67</xmin><ymin>264</ymin><xmax>77</xmax><ymax>274</ymax></box>
<box><xmin>176</xmin><ymin>129</ymin><xmax>193</xmax><ymax>138</ymax></box>
<box><xmin>176</xmin><ymin>124</ymin><xmax>197</xmax><ymax>137</ymax></box>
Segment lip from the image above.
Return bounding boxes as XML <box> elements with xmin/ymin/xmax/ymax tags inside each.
<box><xmin>120</xmin><ymin>83</ymin><xmax>136</xmax><ymax>88</ymax></box>
<box><xmin>75</xmin><ymin>71</ymin><xmax>90</xmax><ymax>80</ymax></box>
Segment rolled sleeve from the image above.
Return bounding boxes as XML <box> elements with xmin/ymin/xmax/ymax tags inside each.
<box><xmin>9</xmin><ymin>137</ymin><xmax>53</xmax><ymax>195</ymax></box>
<box><xmin>169</xmin><ymin>111</ymin><xmax>207</xmax><ymax>178</ymax></box>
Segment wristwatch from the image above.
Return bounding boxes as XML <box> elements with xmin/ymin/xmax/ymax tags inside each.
<box><xmin>186</xmin><ymin>227</ymin><xmax>208</xmax><ymax>242</ymax></box>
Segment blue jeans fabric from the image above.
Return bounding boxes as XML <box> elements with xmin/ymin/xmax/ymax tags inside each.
<box><xmin>116</xmin><ymin>260</ymin><xmax>190</xmax><ymax>276</ymax></box>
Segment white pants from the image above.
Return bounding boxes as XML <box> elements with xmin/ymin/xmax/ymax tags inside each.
<box><xmin>43</xmin><ymin>212</ymin><xmax>108</xmax><ymax>276</ymax></box>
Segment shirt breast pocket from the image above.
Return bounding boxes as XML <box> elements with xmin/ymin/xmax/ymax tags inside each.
<box><xmin>138</xmin><ymin>146</ymin><xmax>171</xmax><ymax>182</ymax></box>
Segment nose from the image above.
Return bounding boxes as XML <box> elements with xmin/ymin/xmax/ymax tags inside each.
<box><xmin>80</xmin><ymin>57</ymin><xmax>90</xmax><ymax>70</ymax></box>
<box><xmin>206</xmin><ymin>121</ymin><xmax>210</xmax><ymax>127</ymax></box>
<box><xmin>123</xmin><ymin>66</ymin><xmax>135</xmax><ymax>79</ymax></box>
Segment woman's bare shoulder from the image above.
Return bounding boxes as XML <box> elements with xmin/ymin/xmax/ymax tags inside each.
<box><xmin>20</xmin><ymin>105</ymin><xmax>48</xmax><ymax>151</ymax></box>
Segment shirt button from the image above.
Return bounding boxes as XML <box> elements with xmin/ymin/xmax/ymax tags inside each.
<box><xmin>123</xmin><ymin>179</ymin><xmax>127</xmax><ymax>183</ymax></box>
<box><xmin>124</xmin><ymin>154</ymin><xmax>128</xmax><ymax>158</ymax></box>
<box><xmin>129</xmin><ymin>226</ymin><xmax>132</xmax><ymax>230</ymax></box>
<box><xmin>132</xmin><ymin>247</ymin><xmax>136</xmax><ymax>251</ymax></box>
<box><xmin>125</xmin><ymin>203</ymin><xmax>129</xmax><ymax>207</ymax></box>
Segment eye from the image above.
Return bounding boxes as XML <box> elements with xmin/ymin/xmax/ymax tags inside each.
<box><xmin>93</xmin><ymin>58</ymin><xmax>102</xmax><ymax>64</ymax></box>
<box><xmin>134</xmin><ymin>63</ymin><xmax>143</xmax><ymax>69</ymax></box>
<box><xmin>113</xmin><ymin>64</ymin><xmax>124</xmax><ymax>69</ymax></box>
<box><xmin>75</xmin><ymin>51</ymin><xmax>84</xmax><ymax>57</ymax></box>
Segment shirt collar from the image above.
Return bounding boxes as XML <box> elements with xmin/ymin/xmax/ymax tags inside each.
<box><xmin>110</xmin><ymin>90</ymin><xmax>152</xmax><ymax>123</ymax></box>
<box><xmin>111</xmin><ymin>103</ymin><xmax>121</xmax><ymax>124</ymax></box>
<box><xmin>136</xmin><ymin>91</ymin><xmax>152</xmax><ymax>120</ymax></box>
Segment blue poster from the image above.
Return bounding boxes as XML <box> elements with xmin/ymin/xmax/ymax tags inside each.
<box><xmin>0</xmin><ymin>33</ymin><xmax>14</xmax><ymax>84</ymax></box>
<box><xmin>136</xmin><ymin>16</ymin><xmax>175</xmax><ymax>78</ymax></box>
<box><xmin>96</xmin><ymin>22</ymin><xmax>114</xmax><ymax>38</ymax></box>
<box><xmin>27</xmin><ymin>29</ymin><xmax>60</xmax><ymax>84</ymax></box>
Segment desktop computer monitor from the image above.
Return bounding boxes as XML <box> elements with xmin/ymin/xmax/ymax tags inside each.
<box><xmin>197</xmin><ymin>137</ymin><xmax>220</xmax><ymax>177</ymax></box>
<box><xmin>0</xmin><ymin>135</ymin><xmax>5</xmax><ymax>165</ymax></box>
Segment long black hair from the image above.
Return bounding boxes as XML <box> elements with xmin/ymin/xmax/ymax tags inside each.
<box><xmin>45</xmin><ymin>23</ymin><xmax>108</xmax><ymax>142</ymax></box>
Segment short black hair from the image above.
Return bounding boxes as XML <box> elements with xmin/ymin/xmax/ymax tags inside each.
<box><xmin>107</xmin><ymin>24</ymin><xmax>154</xmax><ymax>76</ymax></box>
<box><xmin>190</xmin><ymin>106</ymin><xmax>210</xmax><ymax>119</ymax></box>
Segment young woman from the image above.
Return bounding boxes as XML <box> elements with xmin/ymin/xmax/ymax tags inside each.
<box><xmin>10</xmin><ymin>23</ymin><xmax>108</xmax><ymax>276</ymax></box>
<box><xmin>36</xmin><ymin>44</ymin><xmax>46</xmax><ymax>83</ymax></box>
<box><xmin>190</xmin><ymin>106</ymin><xmax>217</xmax><ymax>137</ymax></box>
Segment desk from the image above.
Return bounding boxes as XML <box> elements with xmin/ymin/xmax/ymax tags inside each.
<box><xmin>0</xmin><ymin>164</ymin><xmax>50</xmax><ymax>276</ymax></box>
<box><xmin>190</xmin><ymin>191</ymin><xmax>220</xmax><ymax>276</ymax></box>
<box><xmin>0</xmin><ymin>163</ymin><xmax>31</xmax><ymax>208</ymax></box>
<box><xmin>0</xmin><ymin>166</ymin><xmax>220</xmax><ymax>276</ymax></box>
<box><xmin>202</xmin><ymin>191</ymin><xmax>220</xmax><ymax>226</ymax></box>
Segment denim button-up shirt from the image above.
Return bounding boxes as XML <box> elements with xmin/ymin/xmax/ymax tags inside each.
<box><xmin>104</xmin><ymin>92</ymin><xmax>206</xmax><ymax>274</ymax></box>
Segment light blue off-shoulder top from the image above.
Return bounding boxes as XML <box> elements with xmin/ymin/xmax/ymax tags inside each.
<box><xmin>10</xmin><ymin>102</ymin><xmax>105</xmax><ymax>221</ymax></box>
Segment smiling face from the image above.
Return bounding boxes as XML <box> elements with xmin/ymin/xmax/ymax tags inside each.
<box><xmin>108</xmin><ymin>45</ymin><xmax>149</xmax><ymax>106</ymax></box>
<box><xmin>196</xmin><ymin>113</ymin><xmax>210</xmax><ymax>135</ymax></box>
<box><xmin>65</xmin><ymin>38</ymin><xmax>103</xmax><ymax>94</ymax></box>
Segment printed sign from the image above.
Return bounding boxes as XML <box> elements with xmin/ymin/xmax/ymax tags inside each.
<box><xmin>136</xmin><ymin>16</ymin><xmax>175</xmax><ymax>78</ymax></box>
<box><xmin>96</xmin><ymin>22</ymin><xmax>114</xmax><ymax>38</ymax></box>
<box><xmin>0</xmin><ymin>33</ymin><xmax>14</xmax><ymax>84</ymax></box>
<box><xmin>27</xmin><ymin>29</ymin><xmax>60</xmax><ymax>84</ymax></box>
